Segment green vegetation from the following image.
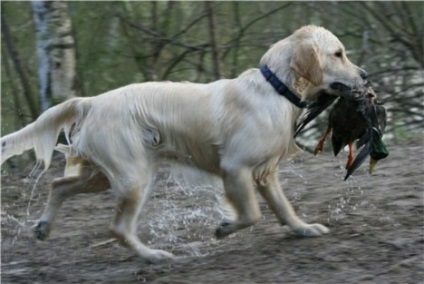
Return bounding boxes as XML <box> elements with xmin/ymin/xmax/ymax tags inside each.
<box><xmin>2</xmin><ymin>1</ymin><xmax>423</xmax><ymax>141</ymax></box>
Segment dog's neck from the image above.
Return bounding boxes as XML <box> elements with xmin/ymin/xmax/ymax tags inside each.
<box><xmin>259</xmin><ymin>39</ymin><xmax>318</xmax><ymax>104</ymax></box>
<box><xmin>259</xmin><ymin>65</ymin><xmax>307</xmax><ymax>109</ymax></box>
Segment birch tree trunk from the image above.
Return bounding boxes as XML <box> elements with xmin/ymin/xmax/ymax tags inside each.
<box><xmin>32</xmin><ymin>0</ymin><xmax>77</xmax><ymax>111</ymax></box>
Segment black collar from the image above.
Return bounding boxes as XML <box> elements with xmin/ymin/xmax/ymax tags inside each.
<box><xmin>260</xmin><ymin>65</ymin><xmax>307</xmax><ymax>108</ymax></box>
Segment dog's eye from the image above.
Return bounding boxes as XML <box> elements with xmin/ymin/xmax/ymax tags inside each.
<box><xmin>334</xmin><ymin>51</ymin><xmax>343</xmax><ymax>58</ymax></box>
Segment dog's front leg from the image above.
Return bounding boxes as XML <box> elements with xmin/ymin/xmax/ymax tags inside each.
<box><xmin>257</xmin><ymin>171</ymin><xmax>329</xmax><ymax>237</ymax></box>
<box><xmin>215</xmin><ymin>166</ymin><xmax>261</xmax><ymax>239</ymax></box>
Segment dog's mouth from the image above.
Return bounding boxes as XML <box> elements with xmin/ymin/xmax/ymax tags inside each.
<box><xmin>330</xmin><ymin>81</ymin><xmax>374</xmax><ymax>100</ymax></box>
<box><xmin>326</xmin><ymin>82</ymin><xmax>354</xmax><ymax>98</ymax></box>
<box><xmin>330</xmin><ymin>78</ymin><xmax>370</xmax><ymax>93</ymax></box>
<box><xmin>330</xmin><ymin>82</ymin><xmax>352</xmax><ymax>93</ymax></box>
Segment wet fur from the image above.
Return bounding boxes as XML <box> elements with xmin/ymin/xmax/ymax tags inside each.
<box><xmin>1</xmin><ymin>25</ymin><xmax>367</xmax><ymax>263</ymax></box>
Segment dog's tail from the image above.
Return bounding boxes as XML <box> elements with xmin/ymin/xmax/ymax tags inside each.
<box><xmin>1</xmin><ymin>97</ymin><xmax>90</xmax><ymax>170</ymax></box>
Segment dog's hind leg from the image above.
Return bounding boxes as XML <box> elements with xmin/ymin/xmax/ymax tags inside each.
<box><xmin>257</xmin><ymin>171</ymin><xmax>329</xmax><ymax>237</ymax></box>
<box><xmin>35</xmin><ymin>169</ymin><xmax>110</xmax><ymax>240</ymax></box>
<box><xmin>215</xmin><ymin>165</ymin><xmax>261</xmax><ymax>239</ymax></box>
<box><xmin>109</xmin><ymin>175</ymin><xmax>174</xmax><ymax>264</ymax></box>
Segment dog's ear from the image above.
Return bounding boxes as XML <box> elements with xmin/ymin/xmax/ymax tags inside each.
<box><xmin>290</xmin><ymin>43</ymin><xmax>323</xmax><ymax>86</ymax></box>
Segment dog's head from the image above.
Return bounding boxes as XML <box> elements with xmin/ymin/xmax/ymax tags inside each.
<box><xmin>261</xmin><ymin>25</ymin><xmax>368</xmax><ymax>100</ymax></box>
<box><xmin>291</xmin><ymin>25</ymin><xmax>368</xmax><ymax>98</ymax></box>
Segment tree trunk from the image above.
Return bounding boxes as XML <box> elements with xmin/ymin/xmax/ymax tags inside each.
<box><xmin>32</xmin><ymin>0</ymin><xmax>77</xmax><ymax>111</ymax></box>
<box><xmin>1</xmin><ymin>15</ymin><xmax>38</xmax><ymax>121</ymax></box>
<box><xmin>205</xmin><ymin>2</ymin><xmax>221</xmax><ymax>80</ymax></box>
<box><xmin>1</xmin><ymin>41</ymin><xmax>27</xmax><ymax>127</ymax></box>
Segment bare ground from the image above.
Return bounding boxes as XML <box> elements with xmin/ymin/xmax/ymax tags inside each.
<box><xmin>1</xmin><ymin>140</ymin><xmax>423</xmax><ymax>284</ymax></box>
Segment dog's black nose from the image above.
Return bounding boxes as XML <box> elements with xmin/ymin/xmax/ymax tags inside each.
<box><xmin>359</xmin><ymin>68</ymin><xmax>368</xmax><ymax>80</ymax></box>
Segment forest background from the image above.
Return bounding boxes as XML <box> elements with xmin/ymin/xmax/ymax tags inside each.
<box><xmin>1</xmin><ymin>1</ymin><xmax>423</xmax><ymax>167</ymax></box>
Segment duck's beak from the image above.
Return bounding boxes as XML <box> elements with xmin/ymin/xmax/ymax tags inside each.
<box><xmin>369</xmin><ymin>158</ymin><xmax>378</xmax><ymax>174</ymax></box>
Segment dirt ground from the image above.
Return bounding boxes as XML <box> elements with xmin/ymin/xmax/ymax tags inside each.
<box><xmin>1</xmin><ymin>140</ymin><xmax>423</xmax><ymax>284</ymax></box>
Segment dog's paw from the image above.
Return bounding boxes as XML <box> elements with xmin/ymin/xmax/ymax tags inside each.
<box><xmin>215</xmin><ymin>221</ymin><xmax>234</xmax><ymax>239</ymax></box>
<box><xmin>34</xmin><ymin>221</ymin><xmax>51</xmax><ymax>241</ymax></box>
<box><xmin>293</xmin><ymin>223</ymin><xmax>329</xmax><ymax>237</ymax></box>
<box><xmin>143</xmin><ymin>249</ymin><xmax>174</xmax><ymax>264</ymax></box>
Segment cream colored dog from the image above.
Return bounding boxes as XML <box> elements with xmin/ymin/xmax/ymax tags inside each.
<box><xmin>1</xmin><ymin>25</ymin><xmax>367</xmax><ymax>263</ymax></box>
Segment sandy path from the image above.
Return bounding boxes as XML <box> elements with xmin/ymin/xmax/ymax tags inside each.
<box><xmin>1</xmin><ymin>140</ymin><xmax>423</xmax><ymax>283</ymax></box>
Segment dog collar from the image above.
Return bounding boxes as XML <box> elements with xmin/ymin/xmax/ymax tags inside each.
<box><xmin>260</xmin><ymin>65</ymin><xmax>307</xmax><ymax>109</ymax></box>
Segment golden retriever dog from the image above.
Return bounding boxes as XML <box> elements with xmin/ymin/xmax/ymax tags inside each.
<box><xmin>1</xmin><ymin>25</ymin><xmax>367</xmax><ymax>263</ymax></box>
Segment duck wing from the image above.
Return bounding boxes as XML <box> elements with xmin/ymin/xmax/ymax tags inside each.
<box><xmin>295</xmin><ymin>93</ymin><xmax>337</xmax><ymax>137</ymax></box>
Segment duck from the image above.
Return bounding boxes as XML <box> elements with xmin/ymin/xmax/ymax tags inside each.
<box><xmin>344</xmin><ymin>90</ymin><xmax>389</xmax><ymax>180</ymax></box>
<box><xmin>295</xmin><ymin>85</ymin><xmax>389</xmax><ymax>180</ymax></box>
